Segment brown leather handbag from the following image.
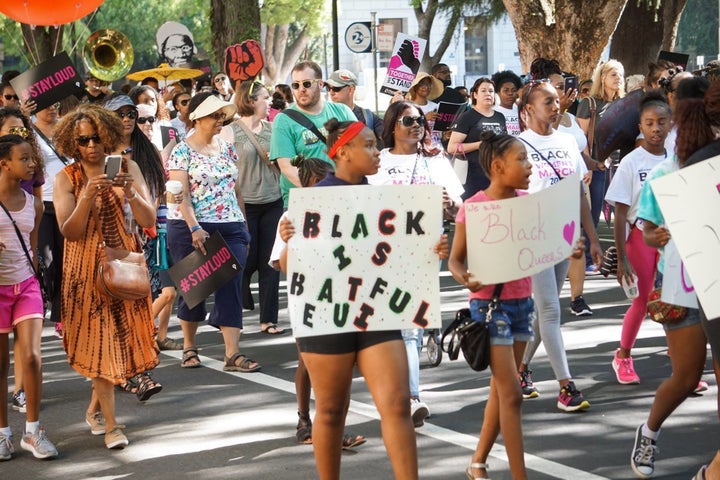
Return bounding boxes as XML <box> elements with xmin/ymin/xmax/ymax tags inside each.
<box><xmin>92</xmin><ymin>204</ymin><xmax>151</xmax><ymax>301</ymax></box>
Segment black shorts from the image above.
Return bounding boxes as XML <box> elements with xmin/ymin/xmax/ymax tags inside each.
<box><xmin>297</xmin><ymin>330</ymin><xmax>402</xmax><ymax>354</ymax></box>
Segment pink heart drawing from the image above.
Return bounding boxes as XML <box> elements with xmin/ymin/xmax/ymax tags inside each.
<box><xmin>563</xmin><ymin>221</ymin><xmax>575</xmax><ymax>246</ymax></box>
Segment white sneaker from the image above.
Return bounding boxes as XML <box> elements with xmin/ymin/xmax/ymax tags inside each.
<box><xmin>410</xmin><ymin>398</ymin><xmax>429</xmax><ymax>428</ymax></box>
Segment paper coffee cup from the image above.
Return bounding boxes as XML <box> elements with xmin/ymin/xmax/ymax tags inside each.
<box><xmin>621</xmin><ymin>274</ymin><xmax>639</xmax><ymax>299</ymax></box>
<box><xmin>166</xmin><ymin>180</ymin><xmax>182</xmax><ymax>194</ymax></box>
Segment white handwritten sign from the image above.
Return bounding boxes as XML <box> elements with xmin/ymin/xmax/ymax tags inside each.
<box><xmin>465</xmin><ymin>172</ymin><xmax>580</xmax><ymax>284</ymax></box>
<box><xmin>661</xmin><ymin>240</ymin><xmax>698</xmax><ymax>308</ymax></box>
<box><xmin>651</xmin><ymin>155</ymin><xmax>720</xmax><ymax>319</ymax></box>
<box><xmin>287</xmin><ymin>185</ymin><xmax>443</xmax><ymax>337</ymax></box>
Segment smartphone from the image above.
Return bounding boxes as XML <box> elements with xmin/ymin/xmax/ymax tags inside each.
<box><xmin>104</xmin><ymin>155</ymin><xmax>122</xmax><ymax>180</ymax></box>
<box><xmin>564</xmin><ymin>75</ymin><xmax>578</xmax><ymax>92</ymax></box>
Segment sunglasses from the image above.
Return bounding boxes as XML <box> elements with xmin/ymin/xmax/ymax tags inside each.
<box><xmin>327</xmin><ymin>85</ymin><xmax>347</xmax><ymax>92</ymax></box>
<box><xmin>397</xmin><ymin>115</ymin><xmax>426</xmax><ymax>127</ymax></box>
<box><xmin>580</xmin><ymin>88</ymin><xmax>591</xmax><ymax>94</ymax></box>
<box><xmin>117</xmin><ymin>110</ymin><xmax>138</xmax><ymax>120</ymax></box>
<box><xmin>179</xmin><ymin>98</ymin><xmax>190</xmax><ymax>106</ymax></box>
<box><xmin>208</xmin><ymin>112</ymin><xmax>226</xmax><ymax>121</ymax></box>
<box><xmin>137</xmin><ymin>116</ymin><xmax>156</xmax><ymax>124</ymax></box>
<box><xmin>7</xmin><ymin>126</ymin><xmax>30</xmax><ymax>138</ymax></box>
<box><xmin>214</xmin><ymin>76</ymin><xmax>227</xmax><ymax>83</ymax></box>
<box><xmin>76</xmin><ymin>134</ymin><xmax>102</xmax><ymax>146</ymax></box>
<box><xmin>3</xmin><ymin>94</ymin><xmax>19</xmax><ymax>101</ymax></box>
<box><xmin>291</xmin><ymin>79</ymin><xmax>321</xmax><ymax>90</ymax></box>
<box><xmin>521</xmin><ymin>78</ymin><xmax>551</xmax><ymax>103</ymax></box>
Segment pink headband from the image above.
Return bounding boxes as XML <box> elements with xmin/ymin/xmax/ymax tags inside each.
<box><xmin>327</xmin><ymin>121</ymin><xmax>365</xmax><ymax>159</ymax></box>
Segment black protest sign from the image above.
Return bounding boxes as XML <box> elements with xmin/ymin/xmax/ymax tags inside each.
<box><xmin>433</xmin><ymin>102</ymin><xmax>466</xmax><ymax>132</ymax></box>
<box><xmin>10</xmin><ymin>52</ymin><xmax>84</xmax><ymax>113</ymax></box>
<box><xmin>168</xmin><ymin>231</ymin><xmax>242</xmax><ymax>309</ymax></box>
<box><xmin>160</xmin><ymin>126</ymin><xmax>180</xmax><ymax>148</ymax></box>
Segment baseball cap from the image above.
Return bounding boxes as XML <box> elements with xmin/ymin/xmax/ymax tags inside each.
<box><xmin>326</xmin><ymin>69</ymin><xmax>358</xmax><ymax>87</ymax></box>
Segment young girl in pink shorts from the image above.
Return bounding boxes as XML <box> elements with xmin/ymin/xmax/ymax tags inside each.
<box><xmin>0</xmin><ymin>134</ymin><xmax>57</xmax><ymax>460</ymax></box>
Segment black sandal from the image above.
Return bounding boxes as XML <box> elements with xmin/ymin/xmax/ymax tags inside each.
<box><xmin>296</xmin><ymin>411</ymin><xmax>312</xmax><ymax>444</ymax></box>
<box><xmin>135</xmin><ymin>372</ymin><xmax>163</xmax><ymax>402</ymax></box>
<box><xmin>117</xmin><ymin>377</ymin><xmax>138</xmax><ymax>394</ymax></box>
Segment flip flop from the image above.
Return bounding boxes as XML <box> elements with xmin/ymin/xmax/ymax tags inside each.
<box><xmin>261</xmin><ymin>324</ymin><xmax>285</xmax><ymax>335</ymax></box>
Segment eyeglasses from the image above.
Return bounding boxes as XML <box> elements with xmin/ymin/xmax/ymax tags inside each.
<box><xmin>137</xmin><ymin>116</ymin><xmax>156</xmax><ymax>124</ymax></box>
<box><xmin>7</xmin><ymin>126</ymin><xmax>30</xmax><ymax>138</ymax></box>
<box><xmin>76</xmin><ymin>134</ymin><xmax>102</xmax><ymax>146</ymax></box>
<box><xmin>214</xmin><ymin>76</ymin><xmax>227</xmax><ymax>83</ymax></box>
<box><xmin>397</xmin><ymin>115</ymin><xmax>426</xmax><ymax>127</ymax></box>
<box><xmin>3</xmin><ymin>94</ymin><xmax>19</xmax><ymax>101</ymax></box>
<box><xmin>165</xmin><ymin>45</ymin><xmax>192</xmax><ymax>54</ymax></box>
<box><xmin>327</xmin><ymin>85</ymin><xmax>347</xmax><ymax>92</ymax></box>
<box><xmin>208</xmin><ymin>112</ymin><xmax>226</xmax><ymax>121</ymax></box>
<box><xmin>291</xmin><ymin>79</ymin><xmax>321</xmax><ymax>90</ymax></box>
<box><xmin>179</xmin><ymin>99</ymin><xmax>190</xmax><ymax>106</ymax></box>
<box><xmin>117</xmin><ymin>110</ymin><xmax>138</xmax><ymax>120</ymax></box>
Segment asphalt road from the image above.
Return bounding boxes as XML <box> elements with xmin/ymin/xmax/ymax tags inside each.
<box><xmin>3</xmin><ymin>226</ymin><xmax>717</xmax><ymax>480</ymax></box>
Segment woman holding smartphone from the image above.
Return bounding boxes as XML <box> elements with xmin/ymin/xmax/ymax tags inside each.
<box><xmin>53</xmin><ymin>104</ymin><xmax>159</xmax><ymax>449</ymax></box>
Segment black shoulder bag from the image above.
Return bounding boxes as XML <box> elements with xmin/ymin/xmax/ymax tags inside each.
<box><xmin>441</xmin><ymin>283</ymin><xmax>504</xmax><ymax>371</ymax></box>
<box><xmin>280</xmin><ymin>109</ymin><xmax>327</xmax><ymax>145</ymax></box>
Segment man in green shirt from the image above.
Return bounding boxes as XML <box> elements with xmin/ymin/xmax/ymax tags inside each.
<box><xmin>269</xmin><ymin>61</ymin><xmax>355</xmax><ymax>207</ymax></box>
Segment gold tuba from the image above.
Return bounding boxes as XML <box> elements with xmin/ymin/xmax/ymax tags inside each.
<box><xmin>82</xmin><ymin>29</ymin><xmax>134</xmax><ymax>82</ymax></box>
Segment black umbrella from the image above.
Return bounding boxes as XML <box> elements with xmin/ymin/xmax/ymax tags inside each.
<box><xmin>595</xmin><ymin>88</ymin><xmax>643</xmax><ymax>161</ymax></box>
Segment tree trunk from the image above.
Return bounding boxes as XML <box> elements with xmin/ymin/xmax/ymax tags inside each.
<box><xmin>610</xmin><ymin>0</ymin><xmax>689</xmax><ymax>75</ymax></box>
<box><xmin>502</xmin><ymin>0</ymin><xmax>628</xmax><ymax>80</ymax></box>
<box><xmin>20</xmin><ymin>25</ymin><xmax>63</xmax><ymax>66</ymax></box>
<box><xmin>414</xmin><ymin>0</ymin><xmax>440</xmax><ymax>70</ymax></box>
<box><xmin>261</xmin><ymin>24</ymin><xmax>310</xmax><ymax>85</ymax></box>
<box><xmin>210</xmin><ymin>0</ymin><xmax>261</xmax><ymax>68</ymax></box>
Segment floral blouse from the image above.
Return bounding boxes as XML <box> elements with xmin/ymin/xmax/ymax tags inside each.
<box><xmin>167</xmin><ymin>138</ymin><xmax>245</xmax><ymax>223</ymax></box>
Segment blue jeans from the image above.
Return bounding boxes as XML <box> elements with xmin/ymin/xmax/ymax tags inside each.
<box><xmin>402</xmin><ymin>328</ymin><xmax>423</xmax><ymax>398</ymax></box>
<box><xmin>585</xmin><ymin>170</ymin><xmax>606</xmax><ymax>266</ymax></box>
<box><xmin>167</xmin><ymin>220</ymin><xmax>250</xmax><ymax>328</ymax></box>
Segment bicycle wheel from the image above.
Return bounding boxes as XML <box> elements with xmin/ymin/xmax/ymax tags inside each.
<box><xmin>426</xmin><ymin>330</ymin><xmax>442</xmax><ymax>367</ymax></box>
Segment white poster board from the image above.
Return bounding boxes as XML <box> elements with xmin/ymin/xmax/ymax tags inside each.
<box><xmin>661</xmin><ymin>240</ymin><xmax>698</xmax><ymax>308</ymax></box>
<box><xmin>465</xmin><ymin>172</ymin><xmax>580</xmax><ymax>284</ymax></box>
<box><xmin>287</xmin><ymin>185</ymin><xmax>443</xmax><ymax>337</ymax></box>
<box><xmin>650</xmin><ymin>155</ymin><xmax>720</xmax><ymax>319</ymax></box>
<box><xmin>379</xmin><ymin>33</ymin><xmax>427</xmax><ymax>96</ymax></box>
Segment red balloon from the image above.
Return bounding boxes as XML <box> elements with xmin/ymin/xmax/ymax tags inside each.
<box><xmin>0</xmin><ymin>0</ymin><xmax>105</xmax><ymax>26</ymax></box>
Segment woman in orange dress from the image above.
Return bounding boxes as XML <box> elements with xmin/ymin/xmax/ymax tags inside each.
<box><xmin>53</xmin><ymin>104</ymin><xmax>158</xmax><ymax>449</ymax></box>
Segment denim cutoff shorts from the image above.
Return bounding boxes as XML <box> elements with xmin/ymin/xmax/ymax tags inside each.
<box><xmin>469</xmin><ymin>297</ymin><xmax>535</xmax><ymax>346</ymax></box>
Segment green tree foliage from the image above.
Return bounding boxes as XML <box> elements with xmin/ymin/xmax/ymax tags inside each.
<box><xmin>412</xmin><ymin>0</ymin><xmax>506</xmax><ymax>69</ymax></box>
<box><xmin>0</xmin><ymin>0</ymin><xmax>213</xmax><ymax>72</ymax></box>
<box><xmin>676</xmin><ymin>0</ymin><xmax>719</xmax><ymax>66</ymax></box>
<box><xmin>261</xmin><ymin>0</ymin><xmax>327</xmax><ymax>85</ymax></box>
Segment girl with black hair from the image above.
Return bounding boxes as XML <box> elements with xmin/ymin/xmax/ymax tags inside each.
<box><xmin>605</xmin><ymin>92</ymin><xmax>671</xmax><ymax>385</ymax></box>
<box><xmin>278</xmin><ymin>119</ymin><xmax>448</xmax><ymax>480</ymax></box>
<box><xmin>105</xmin><ymin>94</ymin><xmax>179</xmax><ymax>365</ymax></box>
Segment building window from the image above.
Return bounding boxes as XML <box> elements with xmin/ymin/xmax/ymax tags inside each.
<box><xmin>464</xmin><ymin>17</ymin><xmax>488</xmax><ymax>75</ymax></box>
<box><xmin>378</xmin><ymin>18</ymin><xmax>407</xmax><ymax>68</ymax></box>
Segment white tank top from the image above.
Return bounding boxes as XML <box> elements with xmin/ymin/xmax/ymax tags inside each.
<box><xmin>0</xmin><ymin>191</ymin><xmax>36</xmax><ymax>285</ymax></box>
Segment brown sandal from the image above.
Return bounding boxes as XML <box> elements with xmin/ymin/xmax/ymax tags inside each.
<box><xmin>181</xmin><ymin>348</ymin><xmax>201</xmax><ymax>368</ymax></box>
<box><xmin>223</xmin><ymin>352</ymin><xmax>261</xmax><ymax>372</ymax></box>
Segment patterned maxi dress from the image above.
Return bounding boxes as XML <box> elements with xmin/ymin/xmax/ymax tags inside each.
<box><xmin>61</xmin><ymin>162</ymin><xmax>159</xmax><ymax>384</ymax></box>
